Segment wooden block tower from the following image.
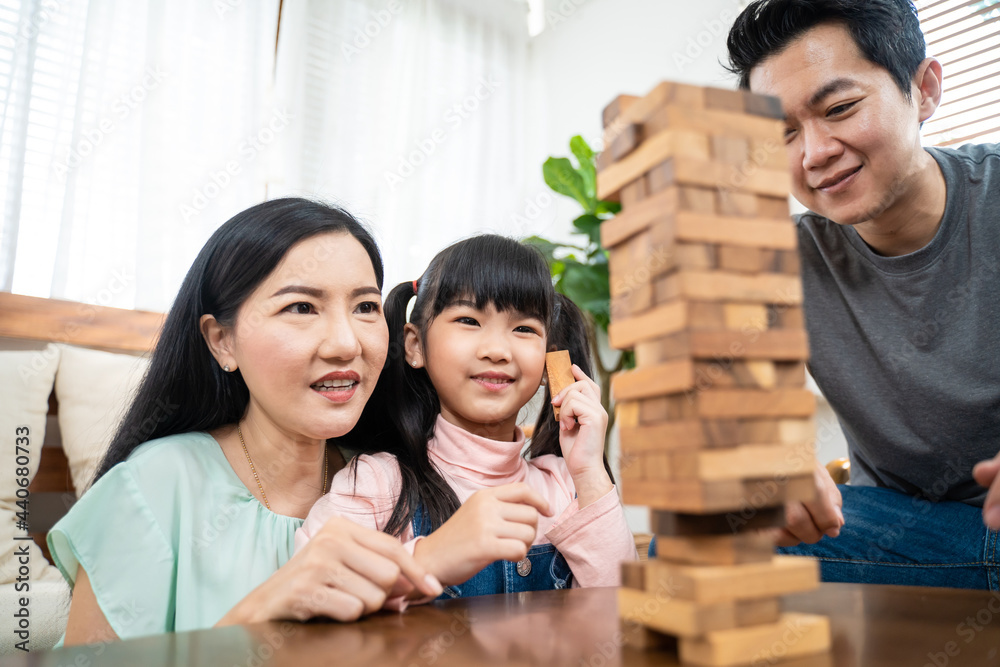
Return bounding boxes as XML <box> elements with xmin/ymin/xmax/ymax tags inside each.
<box><xmin>600</xmin><ymin>82</ymin><xmax>832</xmax><ymax>666</ymax></box>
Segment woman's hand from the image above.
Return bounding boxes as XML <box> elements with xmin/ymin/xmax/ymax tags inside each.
<box><xmin>550</xmin><ymin>364</ymin><xmax>612</xmax><ymax>508</ymax></box>
<box><xmin>413</xmin><ymin>483</ymin><xmax>552</xmax><ymax>588</ymax></box>
<box><xmin>216</xmin><ymin>516</ymin><xmax>442</xmax><ymax>625</ymax></box>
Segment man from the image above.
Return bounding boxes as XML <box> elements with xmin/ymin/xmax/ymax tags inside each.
<box><xmin>725</xmin><ymin>0</ymin><xmax>1000</xmax><ymax>588</ymax></box>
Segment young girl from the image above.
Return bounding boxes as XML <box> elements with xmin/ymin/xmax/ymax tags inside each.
<box><xmin>296</xmin><ymin>234</ymin><xmax>637</xmax><ymax>602</ymax></box>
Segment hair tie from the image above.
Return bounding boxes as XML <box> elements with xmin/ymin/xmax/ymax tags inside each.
<box><xmin>412</xmin><ymin>279</ymin><xmax>418</xmax><ymax>295</ymax></box>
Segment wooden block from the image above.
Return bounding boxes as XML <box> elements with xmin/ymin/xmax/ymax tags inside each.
<box><xmin>620</xmin><ymin>419</ymin><xmax>742</xmax><ymax>451</ymax></box>
<box><xmin>743</xmin><ymin>91</ymin><xmax>785</xmax><ymax>120</ymax></box>
<box><xmin>620</xmin><ymin>416</ymin><xmax>813</xmax><ymax>453</ymax></box>
<box><xmin>638</xmin><ymin>394</ymin><xmax>696</xmax><ymax>423</ymax></box>
<box><xmin>711</xmin><ymin>135</ymin><xmax>750</xmax><ymax>166</ymax></box>
<box><xmin>716</xmin><ymin>191</ymin><xmax>758</xmax><ymax>217</ymax></box>
<box><xmin>608</xmin><ymin>301</ymin><xmax>688</xmax><ymax>349</ymax></box>
<box><xmin>673</xmin><ymin>157</ymin><xmax>790</xmax><ymax>199</ymax></box>
<box><xmin>679</xmin><ymin>185</ymin><xmax>717</xmax><ymax>213</ymax></box>
<box><xmin>723</xmin><ymin>304</ymin><xmax>769</xmax><ymax>330</ymax></box>
<box><xmin>621</xmin><ymin>560</ymin><xmax>646</xmax><ymax>590</ymax></box>
<box><xmin>779</xmin><ymin>249</ymin><xmax>801</xmax><ymax>275</ymax></box>
<box><xmin>598</xmin><ymin>132</ymin><xmax>712</xmax><ymax>201</ymax></box>
<box><xmin>618</xmin><ymin>588</ymin><xmax>781</xmax><ymax>639</ymax></box>
<box><xmin>675</xmin><ymin>213</ymin><xmax>797</xmax><ymax>250</ymax></box>
<box><xmin>609</xmin><ymin>123</ymin><xmax>643</xmax><ymax>162</ymax></box>
<box><xmin>545</xmin><ymin>350</ymin><xmax>573</xmax><ymax>420</ymax></box>
<box><xmin>622</xmin><ymin>474</ymin><xmax>815</xmax><ymax>512</ymax></box>
<box><xmin>757</xmin><ymin>195</ymin><xmax>791</xmax><ymax>219</ymax></box>
<box><xmin>650</xmin><ymin>507</ymin><xmax>785</xmax><ymax>537</ymax></box>
<box><xmin>641</xmin><ymin>105</ymin><xmax>783</xmax><ymax>143</ymax></box>
<box><xmin>679</xmin><ymin>613</ymin><xmax>831</xmax><ymax>667</ymax></box>
<box><xmin>602</xmin><ymin>188</ymin><xmax>679</xmax><ymax>249</ymax></box>
<box><xmin>693</xmin><ymin>361</ymin><xmax>777</xmax><ymax>389</ymax></box>
<box><xmin>646</xmin><ymin>556</ymin><xmax>820</xmax><ymax>604</ymax></box>
<box><xmin>620</xmin><ymin>175</ymin><xmax>648</xmax><ymax>209</ymax></box>
<box><xmin>769</xmin><ymin>304</ymin><xmax>805</xmax><ymax>329</ymax></box>
<box><xmin>602</xmin><ymin>93</ymin><xmax>639</xmax><ymax>128</ymax></box>
<box><xmin>775</xmin><ymin>361</ymin><xmax>806</xmax><ymax>386</ymax></box>
<box><xmin>613</xmin><ymin>359</ymin><xmax>696</xmax><ymax>401</ymax></box>
<box><xmin>603</xmin><ymin>82</ymin><xmax>706</xmax><ymax>147</ymax></box>
<box><xmin>654</xmin><ymin>532</ymin><xmax>776</xmax><ymax>565</ymax></box>
<box><xmin>668</xmin><ymin>443</ymin><xmax>815</xmax><ymax>482</ymax></box>
<box><xmin>705</xmin><ymin>87</ymin><xmax>747</xmax><ymax>113</ymax></box>
<box><xmin>697</xmin><ymin>388</ymin><xmax>815</xmax><ymax>419</ymax></box>
<box><xmin>718</xmin><ymin>246</ymin><xmax>764</xmax><ymax>273</ymax></box>
<box><xmin>622</xmin><ymin>329</ymin><xmax>810</xmax><ymax>362</ymax></box>
<box><xmin>651</xmin><ymin>270</ymin><xmax>803</xmax><ymax>305</ymax></box>
<box><xmin>620</xmin><ymin>618</ymin><xmax>677</xmax><ymax>651</ymax></box>
<box><xmin>750</xmin><ymin>138</ymin><xmax>789</xmax><ymax>171</ymax></box>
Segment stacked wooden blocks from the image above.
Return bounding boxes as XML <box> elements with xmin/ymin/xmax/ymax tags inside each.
<box><xmin>601</xmin><ymin>82</ymin><xmax>832</xmax><ymax>666</ymax></box>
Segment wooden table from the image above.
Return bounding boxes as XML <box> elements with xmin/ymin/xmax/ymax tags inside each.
<box><xmin>6</xmin><ymin>584</ymin><xmax>1000</xmax><ymax>666</ymax></box>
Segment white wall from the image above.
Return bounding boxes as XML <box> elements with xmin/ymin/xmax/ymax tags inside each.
<box><xmin>523</xmin><ymin>0</ymin><xmax>850</xmax><ymax>536</ymax></box>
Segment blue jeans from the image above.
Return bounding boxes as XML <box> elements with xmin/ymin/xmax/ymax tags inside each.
<box><xmin>412</xmin><ymin>504</ymin><xmax>573</xmax><ymax>599</ymax></box>
<box><xmin>649</xmin><ymin>486</ymin><xmax>1000</xmax><ymax>590</ymax></box>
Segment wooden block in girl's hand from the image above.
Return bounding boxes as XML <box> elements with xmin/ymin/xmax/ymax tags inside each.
<box><xmin>546</xmin><ymin>350</ymin><xmax>574</xmax><ymax>420</ymax></box>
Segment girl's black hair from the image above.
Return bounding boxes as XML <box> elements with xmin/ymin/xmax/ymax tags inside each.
<box><xmin>365</xmin><ymin>234</ymin><xmax>602</xmax><ymax>537</ymax></box>
<box><xmin>92</xmin><ymin>197</ymin><xmax>385</xmax><ymax>486</ymax></box>
<box><xmin>726</xmin><ymin>0</ymin><xmax>926</xmax><ymax>102</ymax></box>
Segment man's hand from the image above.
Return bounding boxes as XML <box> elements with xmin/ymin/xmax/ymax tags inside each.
<box><xmin>972</xmin><ymin>453</ymin><xmax>1000</xmax><ymax>529</ymax></box>
<box><xmin>773</xmin><ymin>458</ymin><xmax>845</xmax><ymax>548</ymax></box>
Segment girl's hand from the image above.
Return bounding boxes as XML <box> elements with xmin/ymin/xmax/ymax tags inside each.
<box><xmin>413</xmin><ymin>482</ymin><xmax>553</xmax><ymax>588</ymax></box>
<box><xmin>216</xmin><ymin>516</ymin><xmax>443</xmax><ymax>625</ymax></box>
<box><xmin>551</xmin><ymin>364</ymin><xmax>613</xmax><ymax>508</ymax></box>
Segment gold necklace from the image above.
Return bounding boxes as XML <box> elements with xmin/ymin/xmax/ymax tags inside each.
<box><xmin>237</xmin><ymin>423</ymin><xmax>328</xmax><ymax>510</ymax></box>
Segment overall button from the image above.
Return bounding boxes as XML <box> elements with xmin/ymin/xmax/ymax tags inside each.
<box><xmin>516</xmin><ymin>558</ymin><xmax>532</xmax><ymax>577</ymax></box>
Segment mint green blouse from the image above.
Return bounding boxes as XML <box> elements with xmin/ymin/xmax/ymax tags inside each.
<box><xmin>48</xmin><ymin>432</ymin><xmax>303</xmax><ymax>639</ymax></box>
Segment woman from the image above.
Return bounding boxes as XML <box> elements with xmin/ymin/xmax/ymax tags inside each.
<box><xmin>48</xmin><ymin>198</ymin><xmax>442</xmax><ymax>644</ymax></box>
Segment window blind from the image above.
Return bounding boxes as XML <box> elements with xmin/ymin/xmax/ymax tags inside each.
<box><xmin>918</xmin><ymin>0</ymin><xmax>1000</xmax><ymax>146</ymax></box>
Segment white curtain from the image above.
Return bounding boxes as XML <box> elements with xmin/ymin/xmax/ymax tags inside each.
<box><xmin>0</xmin><ymin>0</ymin><xmax>278</xmax><ymax>311</ymax></box>
<box><xmin>273</xmin><ymin>0</ymin><xmax>532</xmax><ymax>291</ymax></box>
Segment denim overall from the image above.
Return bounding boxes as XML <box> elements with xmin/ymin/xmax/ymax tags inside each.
<box><xmin>413</xmin><ymin>504</ymin><xmax>573</xmax><ymax>599</ymax></box>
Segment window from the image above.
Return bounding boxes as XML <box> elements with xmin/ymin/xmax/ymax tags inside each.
<box><xmin>918</xmin><ymin>0</ymin><xmax>1000</xmax><ymax>146</ymax></box>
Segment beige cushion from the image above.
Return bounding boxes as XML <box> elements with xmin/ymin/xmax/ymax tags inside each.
<box><xmin>0</xmin><ymin>345</ymin><xmax>63</xmax><ymax>585</ymax></box>
<box><xmin>54</xmin><ymin>345</ymin><xmax>149</xmax><ymax>497</ymax></box>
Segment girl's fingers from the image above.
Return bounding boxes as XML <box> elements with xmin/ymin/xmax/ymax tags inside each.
<box><xmin>352</xmin><ymin>528</ymin><xmax>444</xmax><ymax>598</ymax></box>
<box><xmin>318</xmin><ymin>559</ymin><xmax>393</xmax><ymax>615</ymax></box>
<box><xmin>305</xmin><ymin>585</ymin><xmax>367</xmax><ymax>622</ymax></box>
<box><xmin>499</xmin><ymin>500</ymin><xmax>542</xmax><ymax>527</ymax></box>
<box><xmin>494</xmin><ymin>520</ymin><xmax>538</xmax><ymax>546</ymax></box>
<box><xmin>493</xmin><ymin>483</ymin><xmax>553</xmax><ymax>516</ymax></box>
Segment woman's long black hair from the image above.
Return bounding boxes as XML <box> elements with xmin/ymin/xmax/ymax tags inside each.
<box><xmin>360</xmin><ymin>235</ymin><xmax>610</xmax><ymax>537</ymax></box>
<box><xmin>91</xmin><ymin>198</ymin><xmax>385</xmax><ymax>487</ymax></box>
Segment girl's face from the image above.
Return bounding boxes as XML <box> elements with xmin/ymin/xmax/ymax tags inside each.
<box><xmin>410</xmin><ymin>300</ymin><xmax>547</xmax><ymax>441</ymax></box>
<box><xmin>217</xmin><ymin>232</ymin><xmax>388</xmax><ymax>441</ymax></box>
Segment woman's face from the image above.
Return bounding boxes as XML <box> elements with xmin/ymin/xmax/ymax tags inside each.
<box><xmin>225</xmin><ymin>232</ymin><xmax>388</xmax><ymax>441</ymax></box>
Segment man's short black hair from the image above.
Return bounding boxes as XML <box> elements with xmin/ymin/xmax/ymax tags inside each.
<box><xmin>726</xmin><ymin>0</ymin><xmax>927</xmax><ymax>101</ymax></box>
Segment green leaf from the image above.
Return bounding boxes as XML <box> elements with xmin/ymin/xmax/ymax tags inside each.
<box><xmin>523</xmin><ymin>235</ymin><xmax>561</xmax><ymax>263</ymax></box>
<box><xmin>569</xmin><ymin>136</ymin><xmax>597</xmax><ymax>207</ymax></box>
<box><xmin>558</xmin><ymin>260</ymin><xmax>610</xmax><ymax>329</ymax></box>
<box><xmin>594</xmin><ymin>200</ymin><xmax>621</xmax><ymax>215</ymax></box>
<box><xmin>543</xmin><ymin>157</ymin><xmax>589</xmax><ymax>209</ymax></box>
<box><xmin>572</xmin><ymin>213</ymin><xmax>602</xmax><ymax>247</ymax></box>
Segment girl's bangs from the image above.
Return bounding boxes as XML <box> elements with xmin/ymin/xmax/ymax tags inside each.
<box><xmin>431</xmin><ymin>236</ymin><xmax>553</xmax><ymax>325</ymax></box>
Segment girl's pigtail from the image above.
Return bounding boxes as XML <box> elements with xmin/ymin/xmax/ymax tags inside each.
<box><xmin>379</xmin><ymin>279</ymin><xmax>461</xmax><ymax>537</ymax></box>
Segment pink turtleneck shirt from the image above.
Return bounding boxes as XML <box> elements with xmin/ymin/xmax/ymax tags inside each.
<box><xmin>296</xmin><ymin>415</ymin><xmax>637</xmax><ymax>596</ymax></box>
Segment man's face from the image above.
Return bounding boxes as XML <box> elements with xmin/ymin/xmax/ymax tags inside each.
<box><xmin>749</xmin><ymin>23</ymin><xmax>931</xmax><ymax>225</ymax></box>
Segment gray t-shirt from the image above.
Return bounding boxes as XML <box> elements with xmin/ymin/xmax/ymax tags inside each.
<box><xmin>797</xmin><ymin>143</ymin><xmax>1000</xmax><ymax>506</ymax></box>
